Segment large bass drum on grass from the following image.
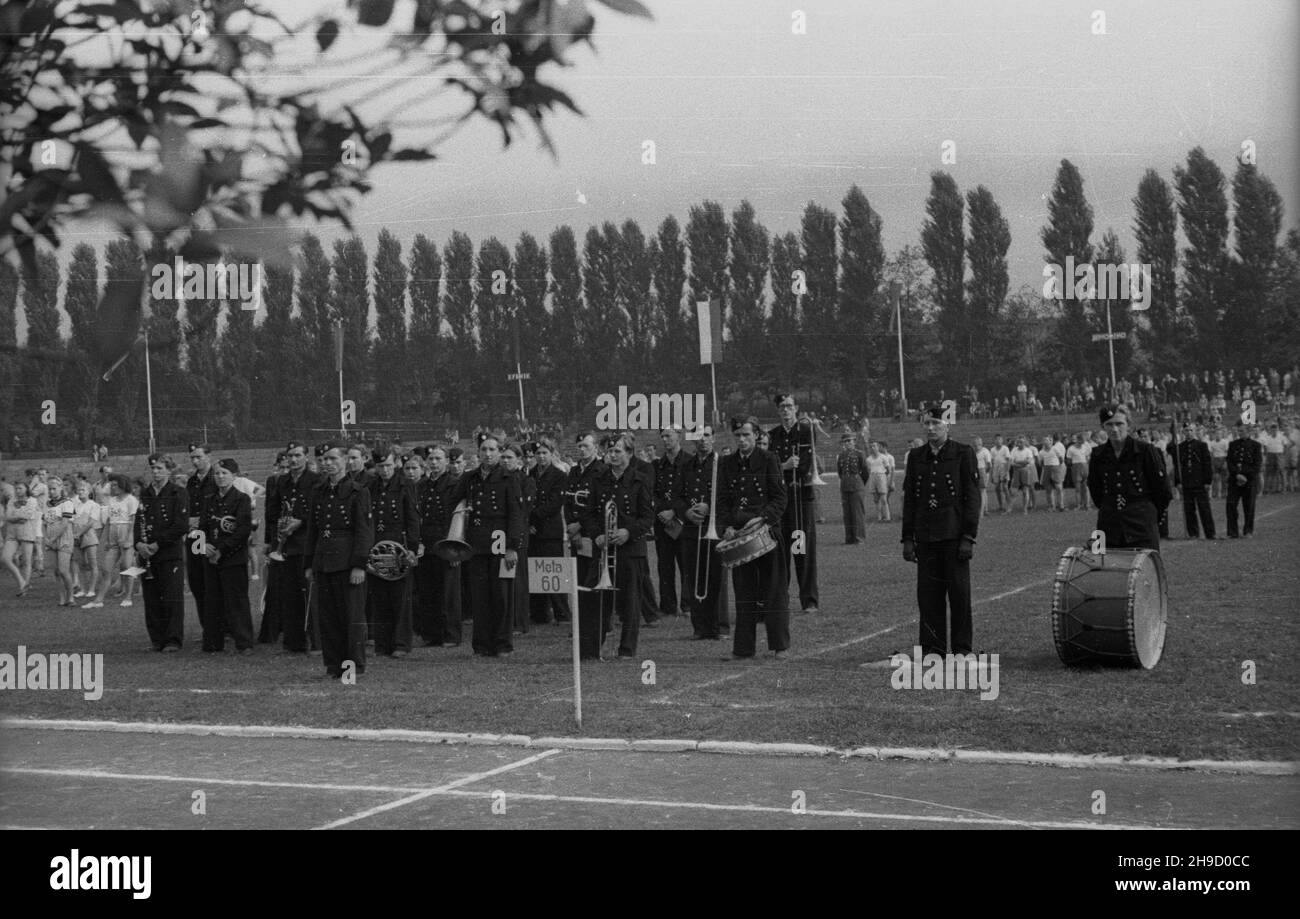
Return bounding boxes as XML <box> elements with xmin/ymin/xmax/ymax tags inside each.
<box><xmin>1051</xmin><ymin>546</ymin><xmax>1167</xmax><ymax>669</ymax></box>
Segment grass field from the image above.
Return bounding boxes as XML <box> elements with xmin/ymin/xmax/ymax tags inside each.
<box><xmin>2</xmin><ymin>491</ymin><xmax>1297</xmax><ymax>762</ymax></box>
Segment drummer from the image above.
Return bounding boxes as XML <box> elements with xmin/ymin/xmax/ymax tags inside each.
<box><xmin>716</xmin><ymin>417</ymin><xmax>790</xmax><ymax>661</ymax></box>
<box><xmin>1086</xmin><ymin>404</ymin><xmax>1172</xmax><ymax>551</ymax></box>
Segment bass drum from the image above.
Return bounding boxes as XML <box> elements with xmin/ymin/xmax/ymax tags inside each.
<box><xmin>1051</xmin><ymin>547</ymin><xmax>1168</xmax><ymax>669</ymax></box>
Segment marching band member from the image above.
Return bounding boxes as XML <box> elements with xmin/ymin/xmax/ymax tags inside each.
<box><xmin>768</xmin><ymin>394</ymin><xmax>819</xmax><ymax>614</ymax></box>
<box><xmin>266</xmin><ymin>442</ymin><xmax>319</xmax><ymax>655</ymax></box>
<box><xmin>623</xmin><ymin>430</ymin><xmax>661</xmax><ymax>626</ymax></box>
<box><xmin>366</xmin><ymin>448</ymin><xmax>420</xmax><ymax>657</ymax></box>
<box><xmin>673</xmin><ymin>424</ymin><xmax>723</xmax><ymax>640</ymax></box>
<box><xmin>185</xmin><ymin>444</ymin><xmax>217</xmax><ymax>620</ymax></box>
<box><xmin>580</xmin><ymin>433</ymin><xmax>654</xmax><ymax>660</ymax></box>
<box><xmin>1087</xmin><ymin>404</ymin><xmax>1172</xmax><ymax>550</ymax></box>
<box><xmin>501</xmin><ymin>443</ymin><xmax>536</xmax><ymax>635</ymax></box>
<box><xmin>415</xmin><ymin>446</ymin><xmax>464</xmax><ymax>646</ymax></box>
<box><xmin>135</xmin><ymin>453</ymin><xmax>189</xmax><ymax>652</ymax></box>
<box><xmin>258</xmin><ymin>450</ymin><xmax>288</xmax><ymax>644</ymax></box>
<box><xmin>565</xmin><ymin>433</ymin><xmax>606</xmax><ymax>658</ymax></box>
<box><xmin>200</xmin><ymin>458</ymin><xmax>255</xmax><ymax>655</ymax></box>
<box><xmin>837</xmin><ymin>432</ymin><xmax>868</xmax><ymax>544</ymax></box>
<box><xmin>304</xmin><ymin>444</ymin><xmax>373</xmax><ymax>679</ymax></box>
<box><xmin>448</xmin><ymin>435</ymin><xmax>523</xmax><ymax>657</ymax></box>
<box><xmin>900</xmin><ymin>406</ymin><xmax>982</xmax><ymax>659</ymax></box>
<box><xmin>653</xmin><ymin>427</ymin><xmax>690</xmax><ymax>618</ymax></box>
<box><xmin>718</xmin><ymin>418</ymin><xmax>789</xmax><ymax>659</ymax></box>
<box><xmin>528</xmin><ymin>437</ymin><xmax>571</xmax><ymax>625</ymax></box>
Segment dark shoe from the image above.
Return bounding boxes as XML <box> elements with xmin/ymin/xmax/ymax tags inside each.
<box><xmin>392</xmin><ymin>649</ymin><xmax>409</xmax><ymax>658</ymax></box>
<box><xmin>616</xmin><ymin>651</ymin><xmax>635</xmax><ymax>660</ymax></box>
<box><xmin>802</xmin><ymin>605</ymin><xmax>819</xmax><ymax>614</ymax></box>
<box><xmin>722</xmin><ymin>653</ymin><xmax>753</xmax><ymax>661</ymax></box>
<box><xmin>642</xmin><ymin>619</ymin><xmax>659</xmax><ymax>628</ymax></box>
<box><xmin>421</xmin><ymin>640</ymin><xmax>441</xmax><ymax>647</ymax></box>
<box><xmin>238</xmin><ymin>647</ymin><xmax>255</xmax><ymax>656</ymax></box>
<box><xmin>772</xmin><ymin>650</ymin><xmax>788</xmax><ymax>660</ymax></box>
<box><xmin>442</xmin><ymin>642</ymin><xmax>462</xmax><ymax>648</ymax></box>
<box><xmin>161</xmin><ymin>644</ymin><xmax>181</xmax><ymax>654</ymax></box>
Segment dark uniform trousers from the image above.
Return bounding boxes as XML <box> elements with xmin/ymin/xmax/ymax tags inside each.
<box><xmin>575</xmin><ymin>552</ymin><xmax>603</xmax><ymax>659</ymax></box>
<box><xmin>1182</xmin><ymin>488</ymin><xmax>1215</xmax><ymax>538</ymax></box>
<box><xmin>915</xmin><ymin>542</ymin><xmax>971</xmax><ymax>657</ymax></box>
<box><xmin>1226</xmin><ymin>478</ymin><xmax>1257</xmax><ymax>536</ymax></box>
<box><xmin>781</xmin><ymin>494</ymin><xmax>819</xmax><ymax>608</ymax></box>
<box><xmin>680</xmin><ymin>528</ymin><xmax>722</xmax><ymax>638</ymax></box>
<box><xmin>465</xmin><ymin>553</ymin><xmax>512</xmax><ymax>655</ymax></box>
<box><xmin>272</xmin><ymin>555</ymin><xmax>311</xmax><ymax>652</ymax></box>
<box><xmin>202</xmin><ymin>563</ymin><xmax>254</xmax><ymax>652</ymax></box>
<box><xmin>579</xmin><ymin>553</ymin><xmax>647</xmax><ymax>659</ymax></box>
<box><xmin>732</xmin><ymin>529</ymin><xmax>790</xmax><ymax>657</ymax></box>
<box><xmin>143</xmin><ymin>560</ymin><xmax>185</xmax><ymax>650</ymax></box>
<box><xmin>317</xmin><ymin>571</ymin><xmax>367</xmax><ymax>675</ymax></box>
<box><xmin>367</xmin><ymin>574</ymin><xmax>413</xmax><ymax>655</ymax></box>
<box><xmin>653</xmin><ymin>522</ymin><xmax>684</xmax><ymax>616</ymax></box>
<box><xmin>841</xmin><ymin>490</ymin><xmax>867</xmax><ymax>543</ymax></box>
<box><xmin>415</xmin><ymin>553</ymin><xmax>462</xmax><ymax>644</ymax></box>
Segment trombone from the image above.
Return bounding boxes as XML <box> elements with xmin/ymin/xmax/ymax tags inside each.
<box><xmin>581</xmin><ymin>498</ymin><xmax>618</xmax><ymax>592</ymax></box>
<box><xmin>693</xmin><ymin>448</ymin><xmax>720</xmax><ymax>602</ymax></box>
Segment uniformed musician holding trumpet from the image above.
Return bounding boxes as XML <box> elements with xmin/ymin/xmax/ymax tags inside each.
<box><xmin>578</xmin><ymin>433</ymin><xmax>654</xmax><ymax>661</ymax></box>
<box><xmin>674</xmin><ymin>424</ymin><xmax>724</xmax><ymax>640</ymax></box>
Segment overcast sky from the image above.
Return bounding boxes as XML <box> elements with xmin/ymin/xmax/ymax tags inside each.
<box><xmin>22</xmin><ymin>0</ymin><xmax>1300</xmax><ymax>341</ymax></box>
<box><xmin>322</xmin><ymin>0</ymin><xmax>1300</xmax><ymax>291</ymax></box>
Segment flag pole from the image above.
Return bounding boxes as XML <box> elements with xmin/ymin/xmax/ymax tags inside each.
<box><xmin>562</xmin><ymin>505</ymin><xmax>582</xmax><ymax>730</ymax></box>
<box><xmin>336</xmin><ymin>322</ymin><xmax>346</xmax><ymax>438</ymax></box>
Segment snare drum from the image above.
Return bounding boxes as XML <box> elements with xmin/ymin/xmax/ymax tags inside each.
<box><xmin>1051</xmin><ymin>546</ymin><xmax>1168</xmax><ymax>669</ymax></box>
<box><xmin>715</xmin><ymin>522</ymin><xmax>777</xmax><ymax>569</ymax></box>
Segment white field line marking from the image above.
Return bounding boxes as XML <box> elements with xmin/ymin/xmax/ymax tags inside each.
<box><xmin>3</xmin><ymin>767</ymin><xmax>420</xmax><ymax>795</ymax></box>
<box><xmin>433</xmin><ymin>789</ymin><xmax>1163</xmax><ymax>830</ymax></box>
<box><xmin>3</xmin><ymin>719</ymin><xmax>1296</xmax><ymax>774</ymax></box>
<box><xmin>0</xmin><ymin>765</ymin><xmax>1164</xmax><ymax>829</ymax></box>
<box><xmin>313</xmin><ymin>748</ymin><xmax>560</xmax><ymax>830</ymax></box>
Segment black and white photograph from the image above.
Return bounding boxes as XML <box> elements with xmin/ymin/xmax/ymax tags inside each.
<box><xmin>0</xmin><ymin>0</ymin><xmax>1296</xmax><ymax>886</ymax></box>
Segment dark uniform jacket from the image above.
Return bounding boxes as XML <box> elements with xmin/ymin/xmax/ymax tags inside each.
<box><xmin>1169</xmin><ymin>438</ymin><xmax>1213</xmax><ymax>490</ymax></box>
<box><xmin>370</xmin><ymin>473</ymin><xmax>420</xmax><ymax>551</ymax></box>
<box><xmin>135</xmin><ymin>481</ymin><xmax>189</xmax><ymax>562</ymax></box>
<box><xmin>417</xmin><ymin>471</ymin><xmax>461</xmax><ymax>546</ymax></box>
<box><xmin>266</xmin><ymin>468</ymin><xmax>319</xmax><ymax>556</ymax></box>
<box><xmin>304</xmin><ymin>476</ymin><xmax>374</xmax><ymax>574</ymax></box>
<box><xmin>515</xmin><ymin>470</ymin><xmax>537</xmax><ymax>551</ymax></box>
<box><xmin>448</xmin><ymin>463</ymin><xmax>524</xmax><ymax>554</ymax></box>
<box><xmin>202</xmin><ymin>485</ymin><xmax>253</xmax><ymax>568</ymax></box>
<box><xmin>186</xmin><ymin>466</ymin><xmax>217</xmax><ymax>524</ymax></box>
<box><xmin>529</xmin><ymin>464</ymin><xmax>568</xmax><ymax>541</ymax></box>
<box><xmin>1227</xmin><ymin>437</ymin><xmax>1263</xmax><ymax>480</ymax></box>
<box><xmin>562</xmin><ymin>458</ymin><xmax>606</xmax><ymax>529</ymax></box>
<box><xmin>653</xmin><ymin>450</ymin><xmax>690</xmax><ymax>516</ymax></box>
<box><xmin>768</xmin><ymin>422</ymin><xmax>814</xmax><ymax>502</ymax></box>
<box><xmin>837</xmin><ymin>448</ymin><xmax>868</xmax><ymax>494</ymax></box>
<box><xmin>901</xmin><ymin>438</ymin><xmax>981</xmax><ymax>545</ymax></box>
<box><xmin>1086</xmin><ymin>436</ymin><xmax>1172</xmax><ymax>547</ymax></box>
<box><xmin>580</xmin><ymin>464</ymin><xmax>654</xmax><ymax>559</ymax></box>
<box><xmin>672</xmin><ymin>448</ymin><xmax>718</xmax><ymax>533</ymax></box>
<box><xmin>717</xmin><ymin>448</ymin><xmax>787</xmax><ymax>531</ymax></box>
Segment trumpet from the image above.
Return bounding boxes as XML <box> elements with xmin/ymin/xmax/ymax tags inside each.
<box><xmin>693</xmin><ymin>449</ymin><xmax>720</xmax><ymax>602</ymax></box>
<box><xmin>268</xmin><ymin>496</ymin><xmax>293</xmax><ymax>562</ymax></box>
<box><xmin>588</xmin><ymin>499</ymin><xmax>617</xmax><ymax>591</ymax></box>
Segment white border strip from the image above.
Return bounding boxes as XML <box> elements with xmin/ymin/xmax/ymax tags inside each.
<box><xmin>3</xmin><ymin>718</ymin><xmax>1293</xmax><ymax>775</ymax></box>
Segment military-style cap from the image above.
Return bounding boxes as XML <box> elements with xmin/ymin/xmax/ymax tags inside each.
<box><xmin>216</xmin><ymin>458</ymin><xmax>240</xmax><ymax>474</ymax></box>
<box><xmin>923</xmin><ymin>404</ymin><xmax>946</xmax><ymax>421</ymax></box>
<box><xmin>1099</xmin><ymin>404</ymin><xmax>1129</xmax><ymax>424</ymax></box>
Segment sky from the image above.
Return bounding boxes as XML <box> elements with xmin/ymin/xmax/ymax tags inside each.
<box><xmin>17</xmin><ymin>0</ymin><xmax>1300</xmax><ymax>339</ymax></box>
<box><xmin>325</xmin><ymin>0</ymin><xmax>1300</xmax><ymax>290</ymax></box>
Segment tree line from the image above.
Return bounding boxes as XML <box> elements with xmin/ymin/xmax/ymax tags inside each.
<box><xmin>2</xmin><ymin>146</ymin><xmax>1296</xmax><ymax>453</ymax></box>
